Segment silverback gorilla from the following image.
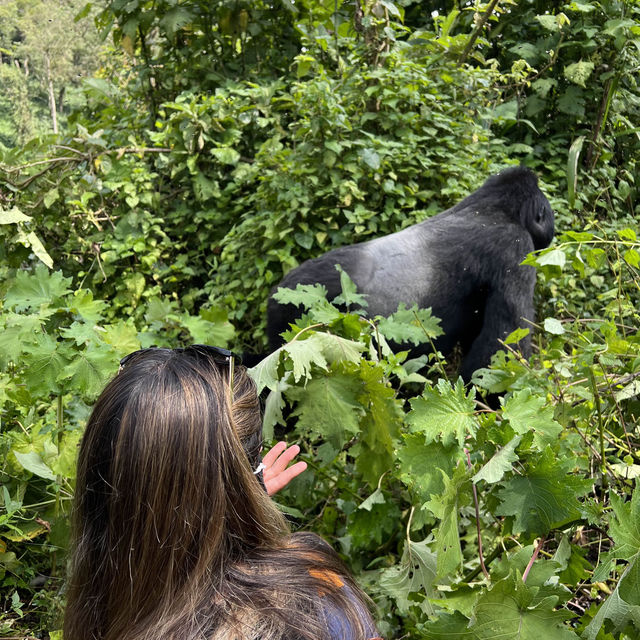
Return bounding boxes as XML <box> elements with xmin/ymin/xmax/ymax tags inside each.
<box><xmin>267</xmin><ymin>167</ymin><xmax>554</xmax><ymax>381</ymax></box>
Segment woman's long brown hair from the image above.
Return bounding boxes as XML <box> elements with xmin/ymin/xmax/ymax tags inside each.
<box><xmin>64</xmin><ymin>348</ymin><xmax>375</xmax><ymax>640</ymax></box>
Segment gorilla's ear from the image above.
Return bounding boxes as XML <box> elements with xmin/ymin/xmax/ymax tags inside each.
<box><xmin>519</xmin><ymin>192</ymin><xmax>554</xmax><ymax>250</ymax></box>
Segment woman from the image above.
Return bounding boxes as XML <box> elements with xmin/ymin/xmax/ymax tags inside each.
<box><xmin>64</xmin><ymin>345</ymin><xmax>380</xmax><ymax>640</ymax></box>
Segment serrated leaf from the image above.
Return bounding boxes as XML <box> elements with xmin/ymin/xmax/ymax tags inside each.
<box><xmin>60</xmin><ymin>346</ymin><xmax>114</xmax><ymax>397</ymax></box>
<box><xmin>502</xmin><ymin>389</ymin><xmax>562</xmax><ymax>448</ymax></box>
<box><xmin>273</xmin><ymin>283</ymin><xmax>330</xmax><ymax>309</ymax></box>
<box><xmin>471</xmin><ymin>575</ymin><xmax>579</xmax><ymax>639</ymax></box>
<box><xmin>377</xmin><ymin>303</ymin><xmax>443</xmax><ymax>346</ymax></box>
<box><xmin>496</xmin><ymin>448</ymin><xmax>592</xmax><ymax>535</ymax></box>
<box><xmin>289</xmin><ymin>369</ymin><xmax>363</xmax><ymax>448</ymax></box>
<box><xmin>473</xmin><ymin>436</ymin><xmax>521</xmax><ymax>484</ymax></box>
<box><xmin>284</xmin><ymin>336</ymin><xmax>328</xmax><ymax>382</ymax></box>
<box><xmin>4</xmin><ymin>265</ymin><xmax>71</xmax><ymax>311</ymax></box>
<box><xmin>69</xmin><ymin>290</ymin><xmax>108</xmax><ymax>324</ymax></box>
<box><xmin>543</xmin><ymin>317</ymin><xmax>565</xmax><ymax>335</ymax></box>
<box><xmin>584</xmin><ymin>558</ymin><xmax>640</xmax><ymax>640</ymax></box>
<box><xmin>608</xmin><ymin>484</ymin><xmax>640</xmax><ymax>562</ymax></box>
<box><xmin>311</xmin><ymin>332</ymin><xmax>365</xmax><ymax>364</ymax></box>
<box><xmin>407</xmin><ymin>378</ymin><xmax>477</xmax><ymax>447</ymax></box>
<box><xmin>356</xmin><ymin>360</ymin><xmax>403</xmax><ymax>485</ymax></box>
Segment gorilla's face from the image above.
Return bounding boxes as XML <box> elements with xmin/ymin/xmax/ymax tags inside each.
<box><xmin>530</xmin><ymin>198</ymin><xmax>555</xmax><ymax>250</ymax></box>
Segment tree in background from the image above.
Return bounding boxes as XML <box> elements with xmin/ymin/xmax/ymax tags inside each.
<box><xmin>0</xmin><ymin>0</ymin><xmax>101</xmax><ymax>143</ymax></box>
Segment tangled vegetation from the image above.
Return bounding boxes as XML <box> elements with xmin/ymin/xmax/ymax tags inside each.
<box><xmin>1</xmin><ymin>1</ymin><xmax>639</xmax><ymax>638</ymax></box>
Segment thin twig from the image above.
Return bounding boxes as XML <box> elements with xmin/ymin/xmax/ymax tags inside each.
<box><xmin>522</xmin><ymin>534</ymin><xmax>546</xmax><ymax>583</ymax></box>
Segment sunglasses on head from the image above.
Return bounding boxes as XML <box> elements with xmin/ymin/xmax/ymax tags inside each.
<box><xmin>119</xmin><ymin>344</ymin><xmax>242</xmax><ymax>395</ymax></box>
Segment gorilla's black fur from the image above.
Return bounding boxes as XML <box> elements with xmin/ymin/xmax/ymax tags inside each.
<box><xmin>267</xmin><ymin>167</ymin><xmax>554</xmax><ymax>381</ymax></box>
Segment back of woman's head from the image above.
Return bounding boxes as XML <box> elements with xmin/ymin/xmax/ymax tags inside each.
<box><xmin>64</xmin><ymin>347</ymin><xmax>288</xmax><ymax>640</ymax></box>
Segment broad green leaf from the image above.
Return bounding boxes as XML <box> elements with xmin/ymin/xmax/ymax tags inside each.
<box><xmin>211</xmin><ymin>147</ymin><xmax>240</xmax><ymax>165</ymax></box>
<box><xmin>248</xmin><ymin>349</ymin><xmax>281</xmax><ymax>394</ymax></box>
<box><xmin>22</xmin><ymin>333</ymin><xmax>71</xmax><ymax>394</ymax></box>
<box><xmin>100</xmin><ymin>321</ymin><xmax>140</xmax><ymax>356</ymax></box>
<box><xmin>261</xmin><ymin>381</ymin><xmax>289</xmax><ymax>440</ymax></box>
<box><xmin>504</xmin><ymin>327</ymin><xmax>530</xmax><ymax>345</ymax></box>
<box><xmin>473</xmin><ymin>436</ymin><xmax>521</xmax><ymax>484</ymax></box>
<box><xmin>356</xmin><ymin>361</ymin><xmax>403</xmax><ymax>485</ymax></box>
<box><xmin>61</xmin><ymin>346</ymin><xmax>114</xmax><ymax>397</ymax></box>
<box><xmin>380</xmin><ymin>537</ymin><xmax>438</xmax><ymax>615</ymax></box>
<box><xmin>376</xmin><ymin>304</ymin><xmax>443</xmax><ymax>346</ymax></box>
<box><xmin>4</xmin><ymin>266</ymin><xmax>71</xmax><ymax>311</ymax></box>
<box><xmin>502</xmin><ymin>389</ymin><xmax>562</xmax><ymax>448</ymax></box>
<box><xmin>536</xmin><ymin>248</ymin><xmax>566</xmax><ymax>268</ymax></box>
<box><xmin>564</xmin><ymin>61</ymin><xmax>595</xmax><ymax>87</ymax></box>
<box><xmin>69</xmin><ymin>290</ymin><xmax>108</xmax><ymax>324</ymax></box>
<box><xmin>311</xmin><ymin>332</ymin><xmax>365</xmax><ymax>364</ymax></box>
<box><xmin>272</xmin><ymin>283</ymin><xmax>330</xmax><ymax>309</ymax></box>
<box><xmin>584</xmin><ymin>558</ymin><xmax>640</xmax><ymax>640</ymax></box>
<box><xmin>289</xmin><ymin>370</ymin><xmax>363</xmax><ymax>448</ymax></box>
<box><xmin>358</xmin><ymin>487</ymin><xmax>385</xmax><ymax>511</ymax></box>
<box><xmin>0</xmin><ymin>206</ymin><xmax>31</xmax><ymax>224</ymax></box>
<box><xmin>361</xmin><ymin>148</ymin><xmax>380</xmax><ymax>170</ymax></box>
<box><xmin>407</xmin><ymin>378</ymin><xmax>477</xmax><ymax>447</ymax></box>
<box><xmin>284</xmin><ymin>336</ymin><xmax>328</xmax><ymax>382</ymax></box>
<box><xmin>12</xmin><ymin>451</ymin><xmax>56</xmax><ymax>481</ymax></box>
<box><xmin>496</xmin><ymin>448</ymin><xmax>592</xmax><ymax>535</ymax></box>
<box><xmin>398</xmin><ymin>435</ymin><xmax>462</xmax><ymax>501</ymax></box>
<box><xmin>543</xmin><ymin>317</ymin><xmax>565</xmax><ymax>335</ymax></box>
<box><xmin>471</xmin><ymin>575</ymin><xmax>579</xmax><ymax>639</ymax></box>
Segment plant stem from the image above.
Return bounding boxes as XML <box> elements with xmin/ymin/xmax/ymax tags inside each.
<box><xmin>523</xmin><ymin>534</ymin><xmax>546</xmax><ymax>583</ymax></box>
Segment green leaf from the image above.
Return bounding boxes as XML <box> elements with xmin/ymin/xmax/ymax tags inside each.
<box><xmin>536</xmin><ymin>248</ymin><xmax>566</xmax><ymax>269</ymax></box>
<box><xmin>398</xmin><ymin>435</ymin><xmax>462</xmax><ymax>501</ymax></box>
<box><xmin>564</xmin><ymin>61</ymin><xmax>595</xmax><ymax>88</ymax></box>
<box><xmin>609</xmin><ymin>484</ymin><xmax>640</xmax><ymax>562</ymax></box>
<box><xmin>496</xmin><ymin>448</ymin><xmax>592</xmax><ymax>535</ymax></box>
<box><xmin>380</xmin><ymin>537</ymin><xmax>438</xmax><ymax>615</ymax></box>
<box><xmin>284</xmin><ymin>336</ymin><xmax>329</xmax><ymax>382</ymax></box>
<box><xmin>471</xmin><ymin>575</ymin><xmax>579</xmax><ymax>639</ymax></box>
<box><xmin>159</xmin><ymin>6</ymin><xmax>194</xmax><ymax>37</ymax></box>
<box><xmin>502</xmin><ymin>390</ymin><xmax>562</xmax><ymax>449</ymax></box>
<box><xmin>248</xmin><ymin>350</ymin><xmax>281</xmax><ymax>394</ymax></box>
<box><xmin>359</xmin><ymin>487</ymin><xmax>385</xmax><ymax>511</ymax></box>
<box><xmin>473</xmin><ymin>436</ymin><xmax>521</xmax><ymax>484</ymax></box>
<box><xmin>0</xmin><ymin>206</ymin><xmax>31</xmax><ymax>224</ymax></box>
<box><xmin>361</xmin><ymin>148</ymin><xmax>380</xmax><ymax>170</ymax></box>
<box><xmin>61</xmin><ymin>346</ymin><xmax>114</xmax><ymax>397</ymax></box>
<box><xmin>4</xmin><ymin>266</ymin><xmax>71</xmax><ymax>311</ymax></box>
<box><xmin>377</xmin><ymin>304</ymin><xmax>443</xmax><ymax>346</ymax></box>
<box><xmin>69</xmin><ymin>290</ymin><xmax>108</xmax><ymax>324</ymax></box>
<box><xmin>425</xmin><ymin>464</ymin><xmax>468</xmax><ymax>578</ymax></box>
<box><xmin>211</xmin><ymin>147</ymin><xmax>241</xmax><ymax>165</ymax></box>
<box><xmin>289</xmin><ymin>369</ymin><xmax>363</xmax><ymax>449</ymax></box>
<box><xmin>332</xmin><ymin>265</ymin><xmax>368</xmax><ymax>309</ymax></box>
<box><xmin>12</xmin><ymin>451</ymin><xmax>56</xmax><ymax>481</ymax></box>
<box><xmin>407</xmin><ymin>378</ymin><xmax>477</xmax><ymax>447</ymax></box>
<box><xmin>583</xmin><ymin>558</ymin><xmax>640</xmax><ymax>640</ymax></box>
<box><xmin>504</xmin><ymin>327</ymin><xmax>530</xmax><ymax>345</ymax></box>
<box><xmin>543</xmin><ymin>317</ymin><xmax>565</xmax><ymax>335</ymax></box>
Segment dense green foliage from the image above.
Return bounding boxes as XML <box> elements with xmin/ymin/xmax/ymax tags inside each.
<box><xmin>1</xmin><ymin>0</ymin><xmax>639</xmax><ymax>638</ymax></box>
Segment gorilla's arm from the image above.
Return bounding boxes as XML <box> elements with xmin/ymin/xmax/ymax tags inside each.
<box><xmin>459</xmin><ymin>248</ymin><xmax>536</xmax><ymax>382</ymax></box>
